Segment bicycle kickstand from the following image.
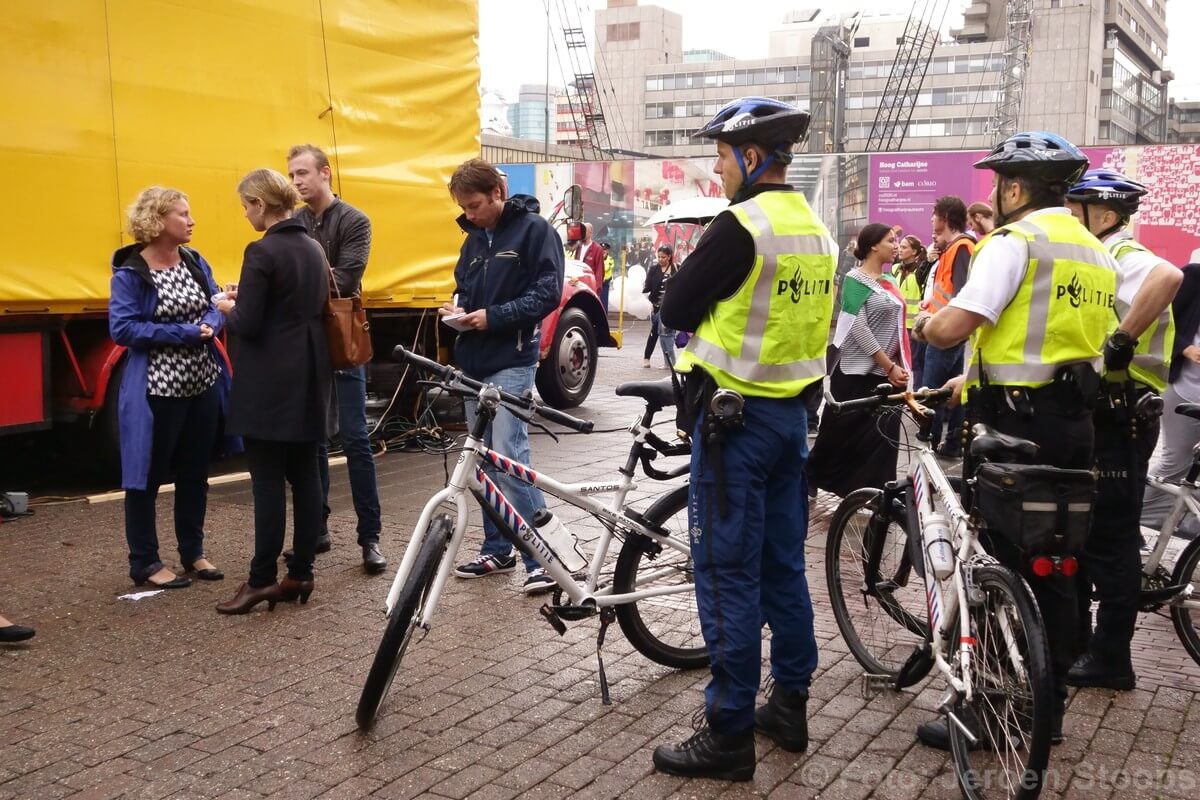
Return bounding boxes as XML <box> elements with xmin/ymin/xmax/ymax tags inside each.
<box><xmin>596</xmin><ymin>607</ymin><xmax>617</xmax><ymax>706</ymax></box>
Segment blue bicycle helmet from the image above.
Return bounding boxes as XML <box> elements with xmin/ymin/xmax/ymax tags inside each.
<box><xmin>1066</xmin><ymin>168</ymin><xmax>1148</xmax><ymax>216</ymax></box>
<box><xmin>693</xmin><ymin>97</ymin><xmax>810</xmax><ymax>188</ymax></box>
<box><xmin>974</xmin><ymin>131</ymin><xmax>1090</xmax><ymax>186</ymax></box>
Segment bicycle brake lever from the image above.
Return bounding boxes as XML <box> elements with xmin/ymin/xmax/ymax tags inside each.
<box><xmin>510</xmin><ymin>404</ymin><xmax>560</xmax><ymax>442</ymax></box>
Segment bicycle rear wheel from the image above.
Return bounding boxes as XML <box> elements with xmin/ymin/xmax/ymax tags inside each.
<box><xmin>949</xmin><ymin>564</ymin><xmax>1052</xmax><ymax>800</ymax></box>
<box><xmin>1170</xmin><ymin>536</ymin><xmax>1200</xmax><ymax>667</ymax></box>
<box><xmin>825</xmin><ymin>488</ymin><xmax>928</xmax><ymax>678</ymax></box>
<box><xmin>356</xmin><ymin>514</ymin><xmax>452</xmax><ymax>731</ymax></box>
<box><xmin>614</xmin><ymin>485</ymin><xmax>706</xmax><ymax>669</ymax></box>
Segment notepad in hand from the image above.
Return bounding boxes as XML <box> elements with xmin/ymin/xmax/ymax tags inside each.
<box><xmin>440</xmin><ymin>313</ymin><xmax>472</xmax><ymax>332</ymax></box>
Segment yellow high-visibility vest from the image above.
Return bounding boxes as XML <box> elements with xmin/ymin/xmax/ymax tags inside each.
<box><xmin>965</xmin><ymin>213</ymin><xmax>1118</xmax><ymax>393</ymax></box>
<box><xmin>1109</xmin><ymin>234</ymin><xmax>1174</xmax><ymax>393</ymax></box>
<box><xmin>675</xmin><ymin>191</ymin><xmax>835</xmax><ymax>398</ymax></box>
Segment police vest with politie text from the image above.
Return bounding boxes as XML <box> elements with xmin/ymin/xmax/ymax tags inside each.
<box><xmin>675</xmin><ymin>191</ymin><xmax>836</xmax><ymax>398</ymax></box>
<box><xmin>964</xmin><ymin>213</ymin><xmax>1118</xmax><ymax>394</ymax></box>
<box><xmin>1107</xmin><ymin>233</ymin><xmax>1175</xmax><ymax>393</ymax></box>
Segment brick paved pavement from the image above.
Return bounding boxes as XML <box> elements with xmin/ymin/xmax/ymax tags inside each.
<box><xmin>2</xmin><ymin>319</ymin><xmax>1198</xmax><ymax>799</ymax></box>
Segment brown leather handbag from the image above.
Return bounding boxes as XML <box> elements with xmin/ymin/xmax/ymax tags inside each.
<box><xmin>322</xmin><ymin>254</ymin><xmax>373</xmax><ymax>369</ymax></box>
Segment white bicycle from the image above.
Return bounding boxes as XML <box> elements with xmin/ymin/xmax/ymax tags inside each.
<box><xmin>355</xmin><ymin>347</ymin><xmax>704</xmax><ymax>730</ymax></box>
<box><xmin>1138</xmin><ymin>402</ymin><xmax>1200</xmax><ymax>666</ymax></box>
<box><xmin>823</xmin><ymin>386</ymin><xmax>1056</xmax><ymax>800</ymax></box>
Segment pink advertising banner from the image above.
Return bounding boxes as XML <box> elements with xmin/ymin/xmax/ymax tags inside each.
<box><xmin>869</xmin><ymin>146</ymin><xmax>1200</xmax><ymax>268</ymax></box>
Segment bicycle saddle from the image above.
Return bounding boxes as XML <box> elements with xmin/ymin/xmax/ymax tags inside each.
<box><xmin>615</xmin><ymin>379</ymin><xmax>678</xmax><ymax>410</ymax></box>
<box><xmin>968</xmin><ymin>424</ymin><xmax>1039</xmax><ymax>462</ymax></box>
<box><xmin>1176</xmin><ymin>403</ymin><xmax>1200</xmax><ymax>420</ymax></box>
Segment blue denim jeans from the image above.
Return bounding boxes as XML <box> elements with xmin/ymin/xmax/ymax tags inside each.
<box><xmin>463</xmin><ymin>364</ymin><xmax>546</xmax><ymax>573</ymax></box>
<box><xmin>318</xmin><ymin>365</ymin><xmax>382</xmax><ymax>545</ymax></box>
<box><xmin>923</xmin><ymin>342</ymin><xmax>966</xmax><ymax>450</ymax></box>
<box><xmin>643</xmin><ymin>309</ymin><xmax>676</xmax><ymax>367</ymax></box>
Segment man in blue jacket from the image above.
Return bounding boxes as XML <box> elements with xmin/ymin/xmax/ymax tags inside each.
<box><xmin>441</xmin><ymin>159</ymin><xmax>565</xmax><ymax>594</ymax></box>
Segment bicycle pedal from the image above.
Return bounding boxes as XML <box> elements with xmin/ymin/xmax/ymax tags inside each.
<box><xmin>553</xmin><ymin>603</ymin><xmax>597</xmax><ymax>622</ymax></box>
<box><xmin>539</xmin><ymin>604</ymin><xmax>567</xmax><ymax>636</ymax></box>
<box><xmin>861</xmin><ymin>673</ymin><xmax>893</xmax><ymax>699</ymax></box>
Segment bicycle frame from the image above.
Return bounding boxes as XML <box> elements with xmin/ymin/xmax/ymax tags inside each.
<box><xmin>1143</xmin><ymin>474</ymin><xmax>1200</xmax><ymax>611</ymax></box>
<box><xmin>382</xmin><ymin>403</ymin><xmax>693</xmax><ymax>627</ymax></box>
<box><xmin>907</xmin><ymin>447</ymin><xmax>1013</xmax><ymax>702</ymax></box>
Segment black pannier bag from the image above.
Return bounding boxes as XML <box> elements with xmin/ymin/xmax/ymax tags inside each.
<box><xmin>972</xmin><ymin>463</ymin><xmax>1096</xmax><ymax>555</ymax></box>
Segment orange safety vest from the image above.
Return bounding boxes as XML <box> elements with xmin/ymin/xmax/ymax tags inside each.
<box><xmin>924</xmin><ymin>234</ymin><xmax>975</xmax><ymax>314</ymax></box>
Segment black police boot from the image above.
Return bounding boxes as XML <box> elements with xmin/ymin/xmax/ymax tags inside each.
<box><xmin>652</xmin><ymin>726</ymin><xmax>755</xmax><ymax>781</ymax></box>
<box><xmin>754</xmin><ymin>688</ymin><xmax>808</xmax><ymax>752</ymax></box>
<box><xmin>1051</xmin><ymin>712</ymin><xmax>1064</xmax><ymax>746</ymax></box>
<box><xmin>362</xmin><ymin>543</ymin><xmax>387</xmax><ymax>574</ymax></box>
<box><xmin>915</xmin><ymin>709</ymin><xmax>982</xmax><ymax>752</ymax></box>
<box><xmin>1065</xmin><ymin>652</ymin><xmax>1136</xmax><ymax>691</ymax></box>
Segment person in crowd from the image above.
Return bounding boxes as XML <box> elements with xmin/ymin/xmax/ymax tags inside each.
<box><xmin>441</xmin><ymin>159</ymin><xmax>564</xmax><ymax>594</ymax></box>
<box><xmin>893</xmin><ymin>234</ymin><xmax>928</xmax><ymax>389</ymax></box>
<box><xmin>600</xmin><ymin>241</ymin><xmax>614</xmax><ymax>311</ymax></box>
<box><xmin>575</xmin><ymin>222</ymin><xmax>605</xmax><ymax>294</ymax></box>
<box><xmin>967</xmin><ymin>201</ymin><xmax>995</xmax><ymax>239</ymax></box>
<box><xmin>642</xmin><ymin>245</ymin><xmax>678</xmax><ymax>369</ymax></box>
<box><xmin>109</xmin><ymin>187</ymin><xmax>229</xmax><ymax>589</ymax></box>
<box><xmin>654</xmin><ymin>97</ymin><xmax>834</xmax><ymax>782</ymax></box>
<box><xmin>808</xmin><ymin>224</ymin><xmax>910</xmax><ymax>497</ymax></box>
<box><xmin>215</xmin><ymin>169</ymin><xmax>331</xmax><ymax>614</ymax></box>
<box><xmin>1064</xmin><ymin>169</ymin><xmax>1181</xmax><ymax>690</ymax></box>
<box><xmin>0</xmin><ymin>614</ymin><xmax>35</xmax><ymax>643</ymax></box>
<box><xmin>917</xmin><ymin>130</ymin><xmax>1117</xmax><ymax>749</ymax></box>
<box><xmin>916</xmin><ymin>196</ymin><xmax>973</xmax><ymax>456</ymax></box>
<box><xmin>1142</xmin><ymin>262</ymin><xmax>1200</xmax><ymax>539</ymax></box>
<box><xmin>287</xmin><ymin>144</ymin><xmax>385</xmax><ymax>574</ymax></box>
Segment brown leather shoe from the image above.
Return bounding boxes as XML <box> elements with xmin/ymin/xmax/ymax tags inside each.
<box><xmin>276</xmin><ymin>577</ymin><xmax>314</xmax><ymax>605</ymax></box>
<box><xmin>215</xmin><ymin>582</ymin><xmax>279</xmax><ymax>615</ymax></box>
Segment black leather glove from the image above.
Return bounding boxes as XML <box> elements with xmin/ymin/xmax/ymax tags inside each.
<box><xmin>1103</xmin><ymin>330</ymin><xmax>1136</xmax><ymax>372</ymax></box>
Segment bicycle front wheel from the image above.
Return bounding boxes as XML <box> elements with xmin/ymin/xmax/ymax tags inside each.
<box><xmin>825</xmin><ymin>488</ymin><xmax>928</xmax><ymax>678</ymax></box>
<box><xmin>614</xmin><ymin>485</ymin><xmax>706</xmax><ymax>669</ymax></box>
<box><xmin>950</xmin><ymin>564</ymin><xmax>1052</xmax><ymax>800</ymax></box>
<box><xmin>1170</xmin><ymin>536</ymin><xmax>1200</xmax><ymax>667</ymax></box>
<box><xmin>356</xmin><ymin>514</ymin><xmax>452</xmax><ymax>731</ymax></box>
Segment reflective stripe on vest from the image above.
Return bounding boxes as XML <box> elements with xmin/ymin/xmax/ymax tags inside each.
<box><xmin>893</xmin><ymin>266</ymin><xmax>923</xmax><ymax>328</ymax></box>
<box><xmin>1109</xmin><ymin>235</ymin><xmax>1174</xmax><ymax>392</ymax></box>
<box><xmin>965</xmin><ymin>215</ymin><xmax>1117</xmax><ymax>390</ymax></box>
<box><xmin>927</xmin><ymin>236</ymin><xmax>973</xmax><ymax>313</ymax></box>
<box><xmin>674</xmin><ymin>192</ymin><xmax>835</xmax><ymax>398</ymax></box>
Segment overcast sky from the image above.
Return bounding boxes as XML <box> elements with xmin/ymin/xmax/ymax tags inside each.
<box><xmin>481</xmin><ymin>0</ymin><xmax>1200</xmax><ymax>102</ymax></box>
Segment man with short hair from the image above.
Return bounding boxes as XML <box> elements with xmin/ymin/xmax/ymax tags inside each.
<box><xmin>917</xmin><ymin>131</ymin><xmax>1119</xmax><ymax>747</ymax></box>
<box><xmin>287</xmin><ymin>143</ymin><xmax>385</xmax><ymax>574</ymax></box>
<box><xmin>443</xmin><ymin>158</ymin><xmax>564</xmax><ymax>594</ymax></box>
<box><xmin>915</xmin><ymin>196</ymin><xmax>972</xmax><ymax>455</ymax></box>
<box><xmin>1065</xmin><ymin>169</ymin><xmax>1181</xmax><ymax>690</ymax></box>
<box><xmin>574</xmin><ymin>223</ymin><xmax>605</xmax><ymax>295</ymax></box>
<box><xmin>653</xmin><ymin>97</ymin><xmax>834</xmax><ymax>782</ymax></box>
<box><xmin>967</xmin><ymin>201</ymin><xmax>995</xmax><ymax>239</ymax></box>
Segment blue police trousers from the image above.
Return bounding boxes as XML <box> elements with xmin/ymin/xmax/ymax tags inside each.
<box><xmin>689</xmin><ymin>392</ymin><xmax>819</xmax><ymax>734</ymax></box>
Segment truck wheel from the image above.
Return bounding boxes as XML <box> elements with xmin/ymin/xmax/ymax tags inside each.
<box><xmin>536</xmin><ymin>308</ymin><xmax>596</xmax><ymax>409</ymax></box>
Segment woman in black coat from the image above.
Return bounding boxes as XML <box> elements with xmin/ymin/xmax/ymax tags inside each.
<box><xmin>214</xmin><ymin>168</ymin><xmax>331</xmax><ymax>614</ymax></box>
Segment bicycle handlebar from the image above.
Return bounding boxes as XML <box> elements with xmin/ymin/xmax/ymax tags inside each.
<box><xmin>825</xmin><ymin>385</ymin><xmax>956</xmax><ymax>418</ymax></box>
<box><xmin>392</xmin><ymin>346</ymin><xmax>594</xmax><ymax>433</ymax></box>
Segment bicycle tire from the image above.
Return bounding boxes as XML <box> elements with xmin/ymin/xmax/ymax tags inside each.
<box><xmin>1170</xmin><ymin>535</ymin><xmax>1200</xmax><ymax>668</ymax></box>
<box><xmin>949</xmin><ymin>564</ymin><xmax>1052</xmax><ymax>800</ymax></box>
<box><xmin>825</xmin><ymin>488</ymin><xmax>928</xmax><ymax>678</ymax></box>
<box><xmin>613</xmin><ymin>485</ymin><xmax>706</xmax><ymax>669</ymax></box>
<box><xmin>356</xmin><ymin>514</ymin><xmax>452</xmax><ymax>731</ymax></box>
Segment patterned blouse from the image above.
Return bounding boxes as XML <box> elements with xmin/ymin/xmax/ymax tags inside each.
<box><xmin>147</xmin><ymin>263</ymin><xmax>219</xmax><ymax>398</ymax></box>
<box><xmin>838</xmin><ymin>269</ymin><xmax>903</xmax><ymax>377</ymax></box>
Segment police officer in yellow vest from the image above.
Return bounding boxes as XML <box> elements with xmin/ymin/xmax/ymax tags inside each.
<box><xmin>652</xmin><ymin>97</ymin><xmax>835</xmax><ymax>781</ymax></box>
<box><xmin>917</xmin><ymin>131</ymin><xmax>1117</xmax><ymax>749</ymax></box>
<box><xmin>1064</xmin><ymin>169</ymin><xmax>1181</xmax><ymax>690</ymax></box>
